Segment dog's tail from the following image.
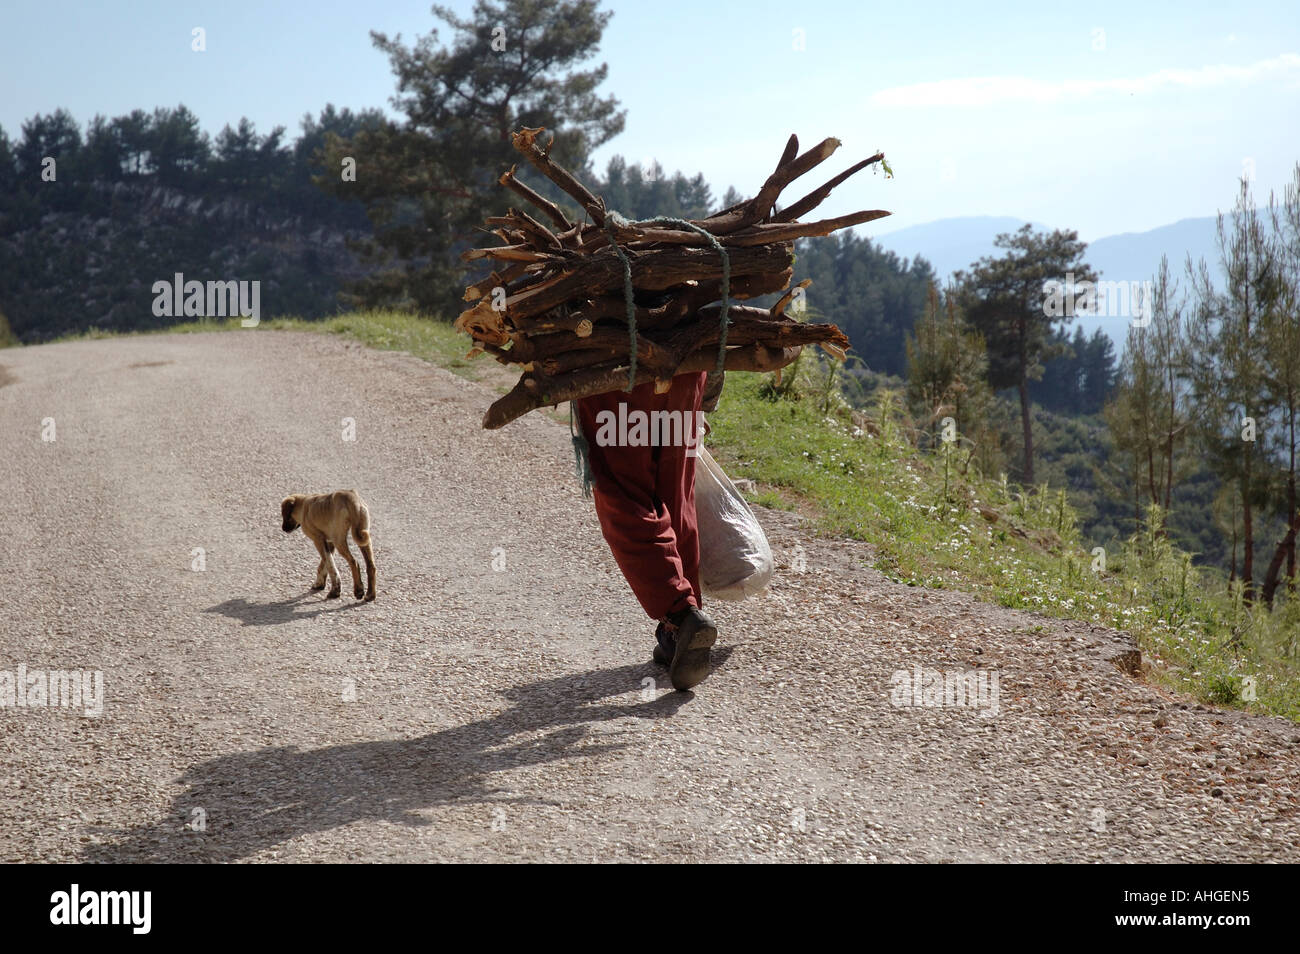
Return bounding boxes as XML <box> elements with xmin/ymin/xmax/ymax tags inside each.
<box><xmin>353</xmin><ymin>501</ymin><xmax>372</xmax><ymax>548</ymax></box>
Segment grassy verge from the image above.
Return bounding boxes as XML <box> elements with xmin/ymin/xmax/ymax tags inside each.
<box><xmin>707</xmin><ymin>365</ymin><xmax>1300</xmax><ymax>721</ymax></box>
<box><xmin>38</xmin><ymin>309</ymin><xmax>1300</xmax><ymax>720</ymax></box>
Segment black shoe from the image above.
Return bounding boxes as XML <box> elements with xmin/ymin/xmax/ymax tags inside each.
<box><xmin>652</xmin><ymin>621</ymin><xmax>676</xmax><ymax>666</ymax></box>
<box><xmin>665</xmin><ymin>606</ymin><xmax>717</xmax><ymax>691</ymax></box>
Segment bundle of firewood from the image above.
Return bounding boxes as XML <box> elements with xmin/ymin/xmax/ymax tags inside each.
<box><xmin>455</xmin><ymin>127</ymin><xmax>890</xmax><ymax>428</ymax></box>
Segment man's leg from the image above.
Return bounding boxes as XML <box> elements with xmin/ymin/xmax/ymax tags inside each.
<box><xmin>650</xmin><ymin>372</ymin><xmax>716</xmax><ymax>688</ymax></box>
<box><xmin>650</xmin><ymin>371</ymin><xmax>706</xmax><ymax>667</ymax></box>
<box><xmin>656</xmin><ymin>371</ymin><xmax>706</xmax><ymax>611</ymax></box>
<box><xmin>576</xmin><ymin>373</ymin><xmax>716</xmax><ymax>689</ymax></box>
<box><xmin>575</xmin><ymin>381</ymin><xmax>697</xmax><ymax>621</ymax></box>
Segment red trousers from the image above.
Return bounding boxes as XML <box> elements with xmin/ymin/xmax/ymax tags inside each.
<box><xmin>575</xmin><ymin>372</ymin><xmax>706</xmax><ymax>621</ymax></box>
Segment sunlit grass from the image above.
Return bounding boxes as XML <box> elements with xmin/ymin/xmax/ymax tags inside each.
<box><xmin>173</xmin><ymin>311</ymin><xmax>492</xmax><ymax>380</ymax></box>
<box><xmin>707</xmin><ymin>370</ymin><xmax>1300</xmax><ymax>721</ymax></box>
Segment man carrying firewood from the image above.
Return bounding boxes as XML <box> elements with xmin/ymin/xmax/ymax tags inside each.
<box><xmin>573</xmin><ymin>368</ymin><xmax>725</xmax><ymax>691</ymax></box>
<box><xmin>454</xmin><ymin>128</ymin><xmax>884</xmax><ymax>689</ymax></box>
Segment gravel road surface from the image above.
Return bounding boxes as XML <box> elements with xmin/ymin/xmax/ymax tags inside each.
<box><xmin>1</xmin><ymin>331</ymin><xmax>1297</xmax><ymax>862</ymax></box>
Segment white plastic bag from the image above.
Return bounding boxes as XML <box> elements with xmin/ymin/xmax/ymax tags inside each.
<box><xmin>695</xmin><ymin>445</ymin><xmax>774</xmax><ymax>600</ymax></box>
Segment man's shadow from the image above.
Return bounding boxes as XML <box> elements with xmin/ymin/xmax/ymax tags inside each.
<box><xmin>82</xmin><ymin>651</ymin><xmax>731</xmax><ymax>863</ymax></box>
<box><xmin>204</xmin><ymin>592</ymin><xmax>367</xmax><ymax>627</ymax></box>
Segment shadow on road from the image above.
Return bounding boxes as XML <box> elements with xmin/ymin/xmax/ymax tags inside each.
<box><xmin>203</xmin><ymin>593</ymin><xmax>368</xmax><ymax>626</ymax></box>
<box><xmin>82</xmin><ymin>651</ymin><xmax>732</xmax><ymax>862</ymax></box>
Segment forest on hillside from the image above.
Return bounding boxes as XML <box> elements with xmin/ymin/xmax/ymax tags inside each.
<box><xmin>2</xmin><ymin>0</ymin><xmax>1298</xmax><ymax>613</ymax></box>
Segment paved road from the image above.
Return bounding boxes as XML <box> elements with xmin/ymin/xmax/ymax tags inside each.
<box><xmin>1</xmin><ymin>331</ymin><xmax>1297</xmax><ymax>862</ymax></box>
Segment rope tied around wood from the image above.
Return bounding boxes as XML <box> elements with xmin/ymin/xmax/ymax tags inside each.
<box><xmin>602</xmin><ymin>211</ymin><xmax>731</xmax><ymax>391</ymax></box>
<box><xmin>569</xmin><ymin>400</ymin><xmax>594</xmax><ymax>499</ymax></box>
<box><xmin>457</xmin><ymin>130</ymin><xmax>884</xmax><ymax>430</ymax></box>
<box><xmin>571</xmin><ymin>214</ymin><xmax>733</xmax><ymax>499</ymax></box>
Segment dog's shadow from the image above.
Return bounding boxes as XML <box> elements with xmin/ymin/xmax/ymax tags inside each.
<box><xmin>81</xmin><ymin>655</ymin><xmax>732</xmax><ymax>862</ymax></box>
<box><xmin>204</xmin><ymin>591</ymin><xmax>367</xmax><ymax>627</ymax></box>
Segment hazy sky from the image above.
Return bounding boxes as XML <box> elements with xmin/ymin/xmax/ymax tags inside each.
<box><xmin>2</xmin><ymin>0</ymin><xmax>1297</xmax><ymax>240</ymax></box>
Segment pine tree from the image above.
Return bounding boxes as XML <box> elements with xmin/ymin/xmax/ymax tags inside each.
<box><xmin>148</xmin><ymin>105</ymin><xmax>209</xmax><ymax>186</ymax></box>
<box><xmin>1104</xmin><ymin>256</ymin><xmax>1188</xmax><ymax>530</ymax></box>
<box><xmin>906</xmin><ymin>282</ymin><xmax>997</xmax><ymax>470</ymax></box>
<box><xmin>590</xmin><ymin>156</ymin><xmax>713</xmax><ymax>220</ymax></box>
<box><xmin>1260</xmin><ymin>163</ymin><xmax>1300</xmax><ymax>605</ymax></box>
<box><xmin>1080</xmin><ymin>328</ymin><xmax>1118</xmax><ymax>411</ymax></box>
<box><xmin>1186</xmin><ymin>178</ymin><xmax>1278</xmax><ymax>603</ymax></box>
<box><xmin>795</xmin><ymin>232</ymin><xmax>935</xmax><ymax>379</ymax></box>
<box><xmin>956</xmin><ymin>224</ymin><xmax>1097</xmax><ymax>484</ymax></box>
<box><xmin>316</xmin><ymin>0</ymin><xmax>625</xmax><ymax>315</ymax></box>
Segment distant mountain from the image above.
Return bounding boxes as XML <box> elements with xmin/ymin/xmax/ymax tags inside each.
<box><xmin>1086</xmin><ymin>217</ymin><xmax>1222</xmax><ymax>287</ymax></box>
<box><xmin>868</xmin><ymin>216</ymin><xmax>1036</xmax><ymax>282</ymax></box>
<box><xmin>867</xmin><ymin>214</ymin><xmax>1224</xmax><ymax>347</ymax></box>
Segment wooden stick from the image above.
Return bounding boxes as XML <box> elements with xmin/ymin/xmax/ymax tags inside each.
<box><xmin>747</xmin><ymin>137</ymin><xmax>842</xmax><ymax>223</ymax></box>
<box><xmin>717</xmin><ymin>210</ymin><xmax>891</xmax><ymax>246</ymax></box>
<box><xmin>455</xmin><ymin>129</ymin><xmax>891</xmax><ymax>428</ymax></box>
<box><xmin>453</xmin><ymin>299</ymin><xmax>512</xmax><ymax>346</ymax></box>
<box><xmin>772</xmin><ymin>278</ymin><xmax>813</xmax><ymax>317</ymax></box>
<box><xmin>774</xmin><ymin>154</ymin><xmax>886</xmax><ymax>223</ymax></box>
<box><xmin>463</xmin><ymin>262</ymin><xmax>533</xmax><ymax>301</ymax></box>
<box><xmin>504</xmin><ymin>267</ymin><xmax>795</xmax><ymax>335</ymax></box>
<box><xmin>514</xmin><ymin>294</ymin><xmax>695</xmax><ymax>334</ymax></box>
<box><xmin>511</xmin><ymin>127</ymin><xmax>606</xmax><ymax>226</ymax></box>
<box><xmin>688</xmin><ymin>269</ymin><xmax>795</xmax><ymax>302</ymax></box>
<box><xmin>509</xmin><ymin>306</ymin><xmax>842</xmax><ymax>364</ymax></box>
<box><xmin>461</xmin><ymin>244</ymin><xmax>563</xmax><ymax>264</ymax></box>
<box><xmin>514</xmin><ymin>206</ymin><xmax>563</xmax><ymax>249</ymax></box>
<box><xmin>483</xmin><ymin>343</ymin><xmax>804</xmax><ymax>429</ymax></box>
<box><xmin>503</xmin><ymin>243</ymin><xmax>795</xmax><ymax>319</ymax></box>
<box><xmin>498</xmin><ymin>164</ymin><xmax>571</xmax><ymax>231</ymax></box>
<box><xmin>582</xmin><ymin>212</ymin><xmax>885</xmax><ymax>249</ymax></box>
<box><xmin>774</xmin><ymin>133</ymin><xmax>800</xmax><ymax>172</ymax></box>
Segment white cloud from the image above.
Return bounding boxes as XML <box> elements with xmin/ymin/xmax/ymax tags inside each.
<box><xmin>870</xmin><ymin>53</ymin><xmax>1300</xmax><ymax>108</ymax></box>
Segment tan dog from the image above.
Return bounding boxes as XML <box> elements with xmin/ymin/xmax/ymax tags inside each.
<box><xmin>281</xmin><ymin>490</ymin><xmax>376</xmax><ymax>601</ymax></box>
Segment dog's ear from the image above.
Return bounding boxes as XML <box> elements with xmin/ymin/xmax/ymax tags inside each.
<box><xmin>281</xmin><ymin>496</ymin><xmax>299</xmax><ymax>530</ymax></box>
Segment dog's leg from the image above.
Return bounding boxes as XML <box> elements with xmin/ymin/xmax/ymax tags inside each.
<box><xmin>358</xmin><ymin>539</ymin><xmax>377</xmax><ymax>602</ymax></box>
<box><xmin>309</xmin><ymin>535</ymin><xmax>330</xmax><ymax>591</ymax></box>
<box><xmin>318</xmin><ymin>535</ymin><xmax>341</xmax><ymax>599</ymax></box>
<box><xmin>354</xmin><ymin>507</ymin><xmax>377</xmax><ymax>602</ymax></box>
<box><xmin>337</xmin><ymin>536</ymin><xmax>365</xmax><ymax>600</ymax></box>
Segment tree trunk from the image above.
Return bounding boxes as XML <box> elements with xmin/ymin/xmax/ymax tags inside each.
<box><xmin>1146</xmin><ymin>440</ymin><xmax>1158</xmax><ymax>517</ymax></box>
<box><xmin>1133</xmin><ymin>454</ymin><xmax>1141</xmax><ymax>531</ymax></box>
<box><xmin>1261</xmin><ymin>515</ymin><xmax>1299</xmax><ymax>608</ymax></box>
<box><xmin>1230</xmin><ymin>526</ymin><xmax>1238</xmax><ymax>585</ymax></box>
<box><xmin>1288</xmin><ymin>399</ymin><xmax>1297</xmax><ymax>590</ymax></box>
<box><xmin>1243</xmin><ymin>468</ymin><xmax>1255</xmax><ymax>604</ymax></box>
<box><xmin>1018</xmin><ymin>376</ymin><xmax>1034</xmax><ymax>485</ymax></box>
<box><xmin>1163</xmin><ymin>387</ymin><xmax>1176</xmax><ymax>514</ymax></box>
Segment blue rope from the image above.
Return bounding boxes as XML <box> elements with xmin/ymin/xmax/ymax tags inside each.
<box><xmin>603</xmin><ymin>211</ymin><xmax>731</xmax><ymax>391</ymax></box>
<box><xmin>570</xmin><ymin>401</ymin><xmax>594</xmax><ymax>499</ymax></box>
